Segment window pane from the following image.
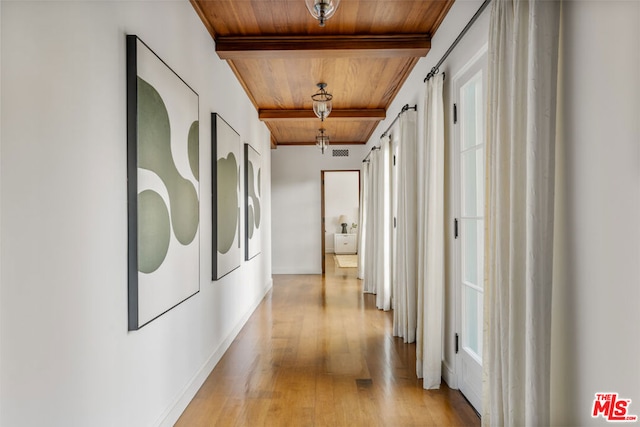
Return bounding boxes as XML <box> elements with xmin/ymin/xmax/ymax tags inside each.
<box><xmin>462</xmin><ymin>218</ymin><xmax>484</xmax><ymax>289</ymax></box>
<box><xmin>461</xmin><ymin>75</ymin><xmax>481</xmax><ymax>150</ymax></box>
<box><xmin>462</xmin><ymin>219</ymin><xmax>477</xmax><ymax>286</ymax></box>
<box><xmin>463</xmin><ymin>286</ymin><xmax>483</xmax><ymax>359</ymax></box>
<box><xmin>461</xmin><ymin>147</ymin><xmax>484</xmax><ymax>217</ymax></box>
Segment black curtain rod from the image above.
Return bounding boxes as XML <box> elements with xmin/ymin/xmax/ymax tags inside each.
<box><xmin>362</xmin><ymin>103</ymin><xmax>417</xmax><ymax>163</ymax></box>
<box><xmin>381</xmin><ymin>104</ymin><xmax>417</xmax><ymax>138</ymax></box>
<box><xmin>424</xmin><ymin>0</ymin><xmax>492</xmax><ymax>82</ymax></box>
<box><xmin>362</xmin><ymin>146</ymin><xmax>380</xmax><ymax>163</ymax></box>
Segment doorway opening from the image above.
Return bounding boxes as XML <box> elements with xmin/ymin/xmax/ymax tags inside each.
<box><xmin>320</xmin><ymin>170</ymin><xmax>360</xmax><ymax>274</ymax></box>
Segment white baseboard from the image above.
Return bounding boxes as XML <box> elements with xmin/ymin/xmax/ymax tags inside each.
<box><xmin>442</xmin><ymin>359</ymin><xmax>457</xmax><ymax>389</ymax></box>
<box><xmin>272</xmin><ymin>267</ymin><xmax>321</xmax><ymax>275</ymax></box>
<box><xmin>156</xmin><ymin>277</ymin><xmax>273</xmax><ymax>427</ymax></box>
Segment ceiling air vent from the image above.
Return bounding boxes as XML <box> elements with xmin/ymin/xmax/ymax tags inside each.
<box><xmin>332</xmin><ymin>149</ymin><xmax>349</xmax><ymax>157</ymax></box>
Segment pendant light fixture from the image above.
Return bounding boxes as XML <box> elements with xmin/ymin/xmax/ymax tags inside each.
<box><xmin>316</xmin><ymin>128</ymin><xmax>330</xmax><ymax>154</ymax></box>
<box><xmin>311</xmin><ymin>83</ymin><xmax>333</xmax><ymax>121</ymax></box>
<box><xmin>305</xmin><ymin>0</ymin><xmax>341</xmax><ymax>27</ymax></box>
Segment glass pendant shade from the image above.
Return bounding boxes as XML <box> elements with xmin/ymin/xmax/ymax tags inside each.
<box><xmin>311</xmin><ymin>83</ymin><xmax>333</xmax><ymax>121</ymax></box>
<box><xmin>316</xmin><ymin>128</ymin><xmax>330</xmax><ymax>154</ymax></box>
<box><xmin>305</xmin><ymin>0</ymin><xmax>341</xmax><ymax>27</ymax></box>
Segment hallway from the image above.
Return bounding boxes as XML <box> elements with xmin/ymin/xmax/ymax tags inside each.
<box><xmin>177</xmin><ymin>258</ymin><xmax>480</xmax><ymax>426</ymax></box>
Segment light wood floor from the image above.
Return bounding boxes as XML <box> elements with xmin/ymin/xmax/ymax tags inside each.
<box><xmin>177</xmin><ymin>256</ymin><xmax>480</xmax><ymax>426</ymax></box>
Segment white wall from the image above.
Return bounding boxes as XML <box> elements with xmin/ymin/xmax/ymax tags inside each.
<box><xmin>272</xmin><ymin>145</ymin><xmax>368</xmax><ymax>274</ymax></box>
<box><xmin>551</xmin><ymin>1</ymin><xmax>640</xmax><ymax>425</ymax></box>
<box><xmin>324</xmin><ymin>171</ymin><xmax>360</xmax><ymax>253</ymax></box>
<box><xmin>0</xmin><ymin>1</ymin><xmax>272</xmax><ymax>426</ymax></box>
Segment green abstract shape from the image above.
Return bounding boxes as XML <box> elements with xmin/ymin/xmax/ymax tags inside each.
<box><xmin>247</xmin><ymin>160</ymin><xmax>261</xmax><ymax>230</ymax></box>
<box><xmin>138</xmin><ymin>190</ymin><xmax>171</xmax><ymax>274</ymax></box>
<box><xmin>247</xmin><ymin>207</ymin><xmax>255</xmax><ymax>239</ymax></box>
<box><xmin>188</xmin><ymin>121</ymin><xmax>199</xmax><ymax>181</ymax></box>
<box><xmin>257</xmin><ymin>168</ymin><xmax>261</xmax><ymax>197</ymax></box>
<box><xmin>137</xmin><ymin>77</ymin><xmax>199</xmax><ymax>246</ymax></box>
<box><xmin>217</xmin><ymin>152</ymin><xmax>238</xmax><ymax>254</ymax></box>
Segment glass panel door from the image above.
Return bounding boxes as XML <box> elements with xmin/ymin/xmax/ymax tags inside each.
<box><xmin>454</xmin><ymin>47</ymin><xmax>487</xmax><ymax>414</ymax></box>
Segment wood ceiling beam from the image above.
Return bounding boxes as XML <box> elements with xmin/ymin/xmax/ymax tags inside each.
<box><xmin>216</xmin><ymin>35</ymin><xmax>430</xmax><ymax>60</ymax></box>
<box><xmin>259</xmin><ymin>109</ymin><xmax>386</xmax><ymax>122</ymax></box>
<box><xmin>277</xmin><ymin>141</ymin><xmax>367</xmax><ymax>146</ymax></box>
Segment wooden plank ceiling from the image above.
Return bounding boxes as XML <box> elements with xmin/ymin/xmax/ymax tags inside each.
<box><xmin>190</xmin><ymin>0</ymin><xmax>454</xmax><ymax>149</ymax></box>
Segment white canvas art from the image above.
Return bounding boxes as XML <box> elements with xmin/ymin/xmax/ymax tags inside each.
<box><xmin>244</xmin><ymin>143</ymin><xmax>261</xmax><ymax>260</ymax></box>
<box><xmin>127</xmin><ymin>35</ymin><xmax>200</xmax><ymax>330</ymax></box>
<box><xmin>212</xmin><ymin>113</ymin><xmax>241</xmax><ymax>280</ymax></box>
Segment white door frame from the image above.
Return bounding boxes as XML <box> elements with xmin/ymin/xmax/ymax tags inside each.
<box><xmin>452</xmin><ymin>45</ymin><xmax>488</xmax><ymax>414</ymax></box>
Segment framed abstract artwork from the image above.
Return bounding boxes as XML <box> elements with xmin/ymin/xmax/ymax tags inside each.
<box><xmin>244</xmin><ymin>144</ymin><xmax>262</xmax><ymax>260</ymax></box>
<box><xmin>212</xmin><ymin>113</ymin><xmax>241</xmax><ymax>280</ymax></box>
<box><xmin>126</xmin><ymin>35</ymin><xmax>200</xmax><ymax>330</ymax></box>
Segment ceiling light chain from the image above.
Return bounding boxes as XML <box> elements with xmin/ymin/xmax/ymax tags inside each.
<box><xmin>305</xmin><ymin>0</ymin><xmax>341</xmax><ymax>27</ymax></box>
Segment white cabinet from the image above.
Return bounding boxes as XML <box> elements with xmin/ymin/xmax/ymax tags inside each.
<box><xmin>334</xmin><ymin>233</ymin><xmax>357</xmax><ymax>254</ymax></box>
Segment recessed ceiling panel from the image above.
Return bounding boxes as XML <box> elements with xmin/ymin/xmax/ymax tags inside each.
<box><xmin>192</xmin><ymin>0</ymin><xmax>453</xmax><ymax>37</ymax></box>
<box><xmin>229</xmin><ymin>56</ymin><xmax>419</xmax><ymax>110</ymax></box>
<box><xmin>267</xmin><ymin>120</ymin><xmax>378</xmax><ymax>145</ymax></box>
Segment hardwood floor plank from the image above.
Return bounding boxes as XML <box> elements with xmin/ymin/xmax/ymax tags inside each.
<box><xmin>176</xmin><ymin>258</ymin><xmax>480</xmax><ymax>426</ymax></box>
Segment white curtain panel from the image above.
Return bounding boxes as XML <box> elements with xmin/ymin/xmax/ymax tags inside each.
<box><xmin>363</xmin><ymin>148</ymin><xmax>377</xmax><ymax>294</ymax></box>
<box><xmin>374</xmin><ymin>138</ymin><xmax>393</xmax><ymax>311</ymax></box>
<box><xmin>416</xmin><ymin>73</ymin><xmax>445</xmax><ymax>389</ymax></box>
<box><xmin>362</xmin><ymin>137</ymin><xmax>392</xmax><ymax>305</ymax></box>
<box><xmin>357</xmin><ymin>162</ymin><xmax>369</xmax><ymax>280</ymax></box>
<box><xmin>393</xmin><ymin>111</ymin><xmax>418</xmax><ymax>343</ymax></box>
<box><xmin>483</xmin><ymin>0</ymin><xmax>560</xmax><ymax>425</ymax></box>
<box><xmin>390</xmin><ymin>130</ymin><xmax>400</xmax><ymax>311</ymax></box>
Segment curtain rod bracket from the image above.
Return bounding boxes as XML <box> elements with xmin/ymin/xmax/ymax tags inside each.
<box><xmin>363</xmin><ymin>102</ymin><xmax>417</xmax><ymax>161</ymax></box>
<box><xmin>380</xmin><ymin>104</ymin><xmax>417</xmax><ymax>139</ymax></box>
<box><xmin>362</xmin><ymin>145</ymin><xmax>381</xmax><ymax>163</ymax></box>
